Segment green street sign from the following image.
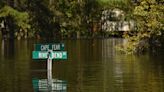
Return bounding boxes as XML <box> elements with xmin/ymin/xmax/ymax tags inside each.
<box><xmin>34</xmin><ymin>43</ymin><xmax>65</xmax><ymax>51</ymax></box>
<box><xmin>32</xmin><ymin>51</ymin><xmax>67</xmax><ymax>60</ymax></box>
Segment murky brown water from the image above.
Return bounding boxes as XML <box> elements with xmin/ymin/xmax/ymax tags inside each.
<box><xmin>0</xmin><ymin>38</ymin><xmax>164</xmax><ymax>92</ymax></box>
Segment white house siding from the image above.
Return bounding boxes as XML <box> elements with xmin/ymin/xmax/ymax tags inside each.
<box><xmin>101</xmin><ymin>9</ymin><xmax>135</xmax><ymax>32</ymax></box>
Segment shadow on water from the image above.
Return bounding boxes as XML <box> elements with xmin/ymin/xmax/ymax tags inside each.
<box><xmin>1</xmin><ymin>39</ymin><xmax>15</xmax><ymax>59</ymax></box>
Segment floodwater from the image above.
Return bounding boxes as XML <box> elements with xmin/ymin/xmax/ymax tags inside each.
<box><xmin>0</xmin><ymin>38</ymin><xmax>164</xmax><ymax>92</ymax></box>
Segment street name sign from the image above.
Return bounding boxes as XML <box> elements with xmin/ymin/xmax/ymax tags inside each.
<box><xmin>35</xmin><ymin>43</ymin><xmax>65</xmax><ymax>51</ymax></box>
<box><xmin>32</xmin><ymin>51</ymin><xmax>67</xmax><ymax>60</ymax></box>
<box><xmin>32</xmin><ymin>43</ymin><xmax>67</xmax><ymax>89</ymax></box>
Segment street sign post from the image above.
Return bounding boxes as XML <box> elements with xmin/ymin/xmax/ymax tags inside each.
<box><xmin>32</xmin><ymin>43</ymin><xmax>67</xmax><ymax>91</ymax></box>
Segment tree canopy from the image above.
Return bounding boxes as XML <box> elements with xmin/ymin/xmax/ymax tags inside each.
<box><xmin>0</xmin><ymin>5</ymin><xmax>30</xmax><ymax>39</ymax></box>
<box><xmin>122</xmin><ymin>0</ymin><xmax>164</xmax><ymax>54</ymax></box>
<box><xmin>0</xmin><ymin>0</ymin><xmax>135</xmax><ymax>39</ymax></box>
<box><xmin>1</xmin><ymin>0</ymin><xmax>163</xmax><ymax>54</ymax></box>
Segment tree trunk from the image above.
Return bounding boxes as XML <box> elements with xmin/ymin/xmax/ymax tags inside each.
<box><xmin>6</xmin><ymin>16</ymin><xmax>15</xmax><ymax>40</ymax></box>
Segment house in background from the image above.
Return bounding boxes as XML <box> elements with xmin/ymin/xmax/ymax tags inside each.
<box><xmin>101</xmin><ymin>9</ymin><xmax>135</xmax><ymax>32</ymax></box>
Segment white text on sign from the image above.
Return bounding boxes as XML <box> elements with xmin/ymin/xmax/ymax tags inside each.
<box><xmin>40</xmin><ymin>44</ymin><xmax>61</xmax><ymax>51</ymax></box>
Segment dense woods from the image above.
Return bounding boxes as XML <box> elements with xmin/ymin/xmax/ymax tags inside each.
<box><xmin>0</xmin><ymin>0</ymin><xmax>164</xmax><ymax>54</ymax></box>
<box><xmin>0</xmin><ymin>0</ymin><xmax>133</xmax><ymax>39</ymax></box>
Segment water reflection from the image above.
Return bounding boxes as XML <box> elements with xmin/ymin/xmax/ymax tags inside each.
<box><xmin>0</xmin><ymin>38</ymin><xmax>164</xmax><ymax>92</ymax></box>
<box><xmin>64</xmin><ymin>39</ymin><xmax>164</xmax><ymax>92</ymax></box>
<box><xmin>32</xmin><ymin>78</ymin><xmax>67</xmax><ymax>92</ymax></box>
<box><xmin>1</xmin><ymin>39</ymin><xmax>15</xmax><ymax>58</ymax></box>
<box><xmin>32</xmin><ymin>59</ymin><xmax>67</xmax><ymax>92</ymax></box>
<box><xmin>0</xmin><ymin>40</ymin><xmax>33</xmax><ymax>92</ymax></box>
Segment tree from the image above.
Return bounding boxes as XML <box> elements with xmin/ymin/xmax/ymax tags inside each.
<box><xmin>28</xmin><ymin>0</ymin><xmax>58</xmax><ymax>40</ymax></box>
<box><xmin>47</xmin><ymin>0</ymin><xmax>105</xmax><ymax>38</ymax></box>
<box><xmin>0</xmin><ymin>5</ymin><xmax>30</xmax><ymax>39</ymax></box>
<box><xmin>122</xmin><ymin>0</ymin><xmax>164</xmax><ymax>54</ymax></box>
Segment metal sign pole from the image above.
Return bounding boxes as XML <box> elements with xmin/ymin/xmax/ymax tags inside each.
<box><xmin>47</xmin><ymin>50</ymin><xmax>53</xmax><ymax>91</ymax></box>
<box><xmin>32</xmin><ymin>43</ymin><xmax>67</xmax><ymax>91</ymax></box>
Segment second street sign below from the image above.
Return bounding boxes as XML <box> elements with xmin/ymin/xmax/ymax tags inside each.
<box><xmin>32</xmin><ymin>51</ymin><xmax>67</xmax><ymax>59</ymax></box>
<box><xmin>35</xmin><ymin>43</ymin><xmax>64</xmax><ymax>51</ymax></box>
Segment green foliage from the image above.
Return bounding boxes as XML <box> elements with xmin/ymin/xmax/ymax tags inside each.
<box><xmin>48</xmin><ymin>0</ymin><xmax>102</xmax><ymax>38</ymax></box>
<box><xmin>0</xmin><ymin>1</ymin><xmax>4</xmax><ymax>8</ymax></box>
<box><xmin>122</xmin><ymin>0</ymin><xmax>164</xmax><ymax>54</ymax></box>
<box><xmin>0</xmin><ymin>0</ymin><xmax>144</xmax><ymax>40</ymax></box>
<box><xmin>98</xmin><ymin>0</ymin><xmax>133</xmax><ymax>10</ymax></box>
<box><xmin>0</xmin><ymin>6</ymin><xmax>29</xmax><ymax>28</ymax></box>
<box><xmin>28</xmin><ymin>0</ymin><xmax>56</xmax><ymax>39</ymax></box>
<box><xmin>0</xmin><ymin>5</ymin><xmax>30</xmax><ymax>39</ymax></box>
